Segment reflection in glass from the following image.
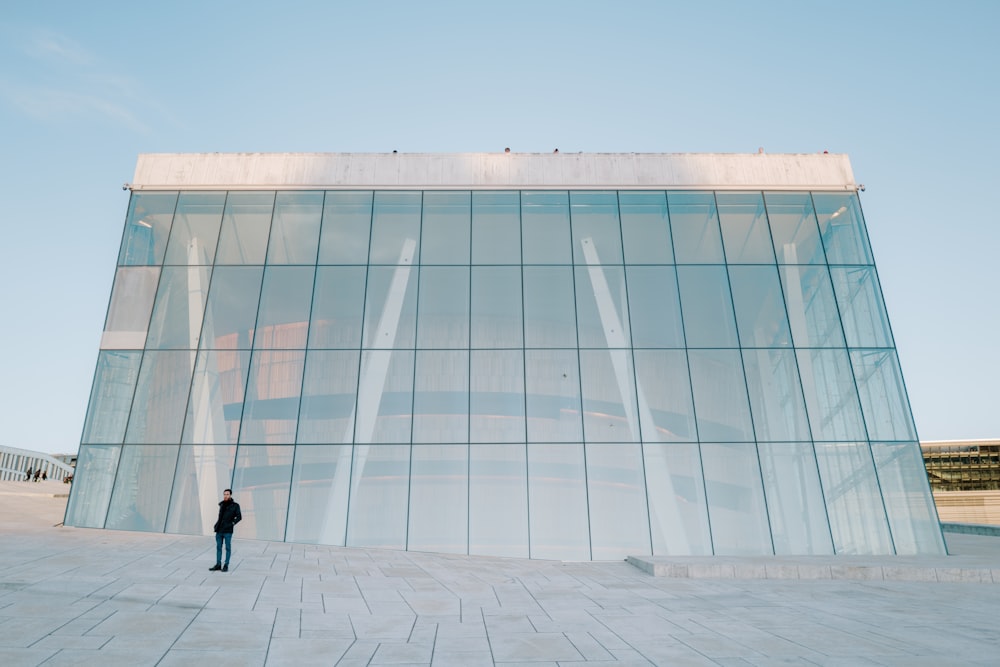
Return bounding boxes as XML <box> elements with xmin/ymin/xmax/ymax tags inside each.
<box><xmin>677</xmin><ymin>266</ymin><xmax>739</xmax><ymax>348</ymax></box>
<box><xmin>688</xmin><ymin>349</ymin><xmax>754</xmax><ymax>442</ymax></box>
<box><xmin>575</xmin><ymin>265</ymin><xmax>630</xmax><ymax>349</ymax></box>
<box><xmin>470</xmin><ymin>351</ymin><xmax>526</xmax><ymax>443</ymax></box>
<box><xmin>851</xmin><ymin>350</ymin><xmax>917</xmax><ymax>441</ymax></box>
<box><xmin>286</xmin><ymin>444</ymin><xmax>352</xmax><ymax>545</ymax></box>
<box><xmin>570</xmin><ymin>191</ymin><xmax>623</xmax><ymax>265</ymax></box>
<box><xmin>633</xmin><ymin>350</ymin><xmax>696</xmax><ymax>442</ymax></box>
<box><xmin>239</xmin><ymin>350</ymin><xmax>305</xmax><ymax>444</ymax></box>
<box><xmin>182</xmin><ymin>349</ymin><xmax>251</xmax><ymax>445</ymax></box>
<box><xmin>765</xmin><ymin>192</ymin><xmax>824</xmax><ymax>264</ymax></box>
<box><xmin>797</xmin><ymin>349</ymin><xmax>867</xmax><ymax>441</ymax></box>
<box><xmin>831</xmin><ymin>267</ymin><xmax>893</xmax><ymax>347</ymax></box>
<box><xmin>252</xmin><ymin>266</ymin><xmax>314</xmax><ymax>349</ymax></box>
<box><xmin>163</xmin><ymin>192</ymin><xmax>225</xmax><ymax>265</ymax></box>
<box><xmin>587</xmin><ymin>444</ymin><xmax>651</xmax><ymax>559</ymax></box>
<box><xmin>165</xmin><ymin>444</ymin><xmax>237</xmax><ymax>535</ymax></box>
<box><xmin>64</xmin><ymin>444</ymin><xmax>120</xmax><ymax>528</ymax></box>
<box><xmin>215</xmin><ymin>192</ymin><xmax>275</xmax><ymax>265</ymax></box>
<box><xmin>525</xmin><ymin>350</ymin><xmax>583</xmax><ymax>443</ymax></box>
<box><xmin>702</xmin><ymin>443</ymin><xmax>772</xmax><ymax>555</ymax></box>
<box><xmin>232</xmin><ymin>445</ymin><xmax>293</xmax><ymax>540</ymax></box>
<box><xmin>469</xmin><ymin>444</ymin><xmax>528</xmax><ymax>557</ymax></box>
<box><xmin>416</xmin><ymin>267</ymin><xmax>469</xmax><ymax>349</ymax></box>
<box><xmin>728</xmin><ymin>265</ymin><xmax>791</xmax><ymax>348</ymax></box>
<box><xmin>472</xmin><ymin>191</ymin><xmax>520</xmax><ymax>264</ymax></box>
<box><xmin>814</xmin><ymin>441</ymin><xmax>893</xmax><ymax>554</ymax></box>
<box><xmin>318</xmin><ymin>191</ymin><xmax>372</xmax><ymax>264</ymax></box>
<box><xmin>742</xmin><ymin>348</ymin><xmax>810</xmax><ymax>441</ymax></box>
<box><xmin>522</xmin><ymin>191</ymin><xmax>571</xmax><ymax>264</ymax></box>
<box><xmin>346</xmin><ymin>444</ymin><xmax>410</xmax><ymax>548</ymax></box>
<box><xmin>626</xmin><ymin>266</ymin><xmax>684</xmax><ymax>348</ymax></box>
<box><xmin>266</xmin><ymin>191</ymin><xmax>322</xmax><ymax>265</ymax></box>
<box><xmin>309</xmin><ymin>266</ymin><xmax>366</xmax><ymax>349</ymax></box>
<box><xmin>145</xmin><ymin>265</ymin><xmax>211</xmax><ymax>349</ymax></box>
<box><xmin>781</xmin><ymin>265</ymin><xmax>846</xmax><ymax>348</ymax></box>
<box><xmin>620</xmin><ymin>191</ymin><xmax>672</xmax><ymax>264</ymax></box>
<box><xmin>355</xmin><ymin>350</ymin><xmax>414</xmax><ymax>443</ymax></box>
<box><xmin>413</xmin><ymin>351</ymin><xmax>468</xmax><ymax>443</ymax></box>
<box><xmin>409</xmin><ymin>445</ymin><xmax>468</xmax><ymax>553</ymax></box>
<box><xmin>119</xmin><ymin>192</ymin><xmax>177</xmax><ymax>266</ymax></box>
<box><xmin>420</xmin><ymin>191</ymin><xmax>470</xmax><ymax>264</ymax></box>
<box><xmin>82</xmin><ymin>351</ymin><xmax>142</xmax><ymax>444</ymax></box>
<box><xmin>125</xmin><ymin>350</ymin><xmax>196</xmax><ymax>444</ymax></box>
<box><xmin>579</xmin><ymin>349</ymin><xmax>639</xmax><ymax>442</ymax></box>
<box><xmin>717</xmin><ymin>192</ymin><xmax>775</xmax><ymax>264</ymax></box>
<box><xmin>362</xmin><ymin>265</ymin><xmax>418</xmax><ymax>350</ymax></box>
<box><xmin>757</xmin><ymin>442</ymin><xmax>833</xmax><ymax>554</ymax></box>
<box><xmin>370</xmin><ymin>191</ymin><xmax>421</xmax><ymax>264</ymax></box>
<box><xmin>643</xmin><ymin>443</ymin><xmax>711</xmax><ymax>555</ymax></box>
<box><xmin>106</xmin><ymin>445</ymin><xmax>178</xmax><ymax>532</ymax></box>
<box><xmin>297</xmin><ymin>350</ymin><xmax>360</xmax><ymax>444</ymax></box>
<box><xmin>523</xmin><ymin>266</ymin><xmax>577</xmax><ymax>348</ymax></box>
<box><xmin>102</xmin><ymin>267</ymin><xmax>160</xmax><ymax>349</ymax></box>
<box><xmin>668</xmin><ymin>192</ymin><xmax>724</xmax><ymax>263</ymax></box>
<box><xmin>813</xmin><ymin>193</ymin><xmax>873</xmax><ymax>265</ymax></box>
<box><xmin>199</xmin><ymin>266</ymin><xmax>265</xmax><ymax>350</ymax></box>
<box><xmin>528</xmin><ymin>444</ymin><xmax>589</xmax><ymax>560</ymax></box>
<box><xmin>471</xmin><ymin>267</ymin><xmax>522</xmax><ymax>348</ymax></box>
<box><xmin>871</xmin><ymin>442</ymin><xmax>946</xmax><ymax>555</ymax></box>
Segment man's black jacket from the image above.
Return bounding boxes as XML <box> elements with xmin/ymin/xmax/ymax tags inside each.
<box><xmin>214</xmin><ymin>498</ymin><xmax>242</xmax><ymax>534</ymax></box>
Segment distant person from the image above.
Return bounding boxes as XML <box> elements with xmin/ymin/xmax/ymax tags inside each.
<box><xmin>41</xmin><ymin>471</ymin><xmax>47</xmax><ymax>481</ymax></box>
<box><xmin>209</xmin><ymin>489</ymin><xmax>242</xmax><ymax>572</ymax></box>
<box><xmin>25</xmin><ymin>468</ymin><xmax>32</xmax><ymax>482</ymax></box>
<box><xmin>33</xmin><ymin>469</ymin><xmax>40</xmax><ymax>482</ymax></box>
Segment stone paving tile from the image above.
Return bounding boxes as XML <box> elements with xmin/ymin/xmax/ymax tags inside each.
<box><xmin>158</xmin><ymin>648</ymin><xmax>267</xmax><ymax>666</ymax></box>
<box><xmin>370</xmin><ymin>640</ymin><xmax>434</xmax><ymax>664</ymax></box>
<box><xmin>264</xmin><ymin>637</ymin><xmax>353</xmax><ymax>665</ymax></box>
<box><xmin>489</xmin><ymin>633</ymin><xmax>583</xmax><ymax>662</ymax></box>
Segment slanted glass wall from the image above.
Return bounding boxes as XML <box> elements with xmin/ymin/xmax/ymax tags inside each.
<box><xmin>66</xmin><ymin>188</ymin><xmax>946</xmax><ymax>558</ymax></box>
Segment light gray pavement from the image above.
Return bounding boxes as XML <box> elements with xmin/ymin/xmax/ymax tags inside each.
<box><xmin>2</xmin><ymin>480</ymin><xmax>999</xmax><ymax>666</ymax></box>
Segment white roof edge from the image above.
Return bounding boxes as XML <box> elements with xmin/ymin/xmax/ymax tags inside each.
<box><xmin>131</xmin><ymin>152</ymin><xmax>856</xmax><ymax>191</ymax></box>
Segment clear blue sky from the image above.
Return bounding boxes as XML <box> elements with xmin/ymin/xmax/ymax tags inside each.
<box><xmin>1</xmin><ymin>1</ymin><xmax>997</xmax><ymax>454</ymax></box>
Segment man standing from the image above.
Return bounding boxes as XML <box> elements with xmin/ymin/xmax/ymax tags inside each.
<box><xmin>209</xmin><ymin>489</ymin><xmax>241</xmax><ymax>572</ymax></box>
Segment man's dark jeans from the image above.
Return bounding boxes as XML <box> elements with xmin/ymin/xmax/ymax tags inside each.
<box><xmin>215</xmin><ymin>532</ymin><xmax>233</xmax><ymax>566</ymax></box>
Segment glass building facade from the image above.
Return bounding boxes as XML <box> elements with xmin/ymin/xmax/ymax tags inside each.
<box><xmin>65</xmin><ymin>153</ymin><xmax>945</xmax><ymax>559</ymax></box>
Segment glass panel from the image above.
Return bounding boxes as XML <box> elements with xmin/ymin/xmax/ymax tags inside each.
<box><xmin>579</xmin><ymin>349</ymin><xmax>639</xmax><ymax>443</ymax></box>
<box><xmin>570</xmin><ymin>191</ymin><xmax>623</xmax><ymax>265</ymax></box>
<box><xmin>265</xmin><ymin>191</ymin><xmax>323</xmax><ymax>265</ymax></box>
<box><xmin>742</xmin><ymin>348</ymin><xmax>811</xmax><ymax>441</ymax></box>
<box><xmin>124</xmin><ymin>350</ymin><xmax>196</xmax><ymax>444</ymax></box>
<box><xmin>420</xmin><ymin>191</ymin><xmax>470</xmax><ymax>264</ymax></box>
<box><xmin>586</xmin><ymin>443</ymin><xmax>651</xmax><ymax>559</ymax></box>
<box><xmin>625</xmin><ymin>266</ymin><xmax>684</xmax><ymax>348</ymax></box>
<box><xmin>416</xmin><ymin>266</ymin><xmax>469</xmax><ymax>349</ymax></box>
<box><xmin>716</xmin><ymin>192</ymin><xmax>775</xmax><ymax>264</ymax></box>
<box><xmin>82</xmin><ymin>351</ymin><xmax>142</xmax><ymax>444</ymax></box>
<box><xmin>797</xmin><ymin>349</ymin><xmax>867</xmax><ymax>441</ymax></box>
<box><xmin>413</xmin><ymin>351</ymin><xmax>468</xmax><ymax>443</ymax></box>
<box><xmin>619</xmin><ymin>191</ymin><xmax>673</xmax><ymax>264</ymax></box>
<box><xmin>362</xmin><ymin>265</ymin><xmax>418</xmax><ymax>349</ymax></box>
<box><xmin>814</xmin><ymin>442</ymin><xmax>893</xmax><ymax>554</ymax></box>
<box><xmin>633</xmin><ymin>350</ymin><xmax>696</xmax><ymax>442</ymax></box>
<box><xmin>144</xmin><ymin>265</ymin><xmax>212</xmax><ymax>350</ymax></box>
<box><xmin>354</xmin><ymin>350</ymin><xmax>414</xmax><ymax>443</ymax></box>
<box><xmin>101</xmin><ymin>267</ymin><xmax>159</xmax><ymax>349</ymax></box>
<box><xmin>764</xmin><ymin>192</ymin><xmax>825</xmax><ymax>265</ymax></box>
<box><xmin>813</xmin><ymin>193</ymin><xmax>873</xmax><ymax>265</ymax></box>
<box><xmin>851</xmin><ymin>350</ymin><xmax>917</xmax><ymax>441</ymax></box>
<box><xmin>297</xmin><ymin>350</ymin><xmax>360</xmax><ymax>444</ymax></box>
<box><xmin>522</xmin><ymin>191</ymin><xmax>571</xmax><ymax>264</ymax></box>
<box><xmin>318</xmin><ymin>191</ymin><xmax>372</xmax><ymax>264</ymax></box>
<box><xmin>105</xmin><ymin>445</ymin><xmax>178</xmax><ymax>532</ymax></box>
<box><xmin>471</xmin><ymin>266</ymin><xmax>522</xmax><ymax>348</ymax></box>
<box><xmin>469</xmin><ymin>444</ymin><xmax>528</xmax><ymax>557</ymax></box>
<box><xmin>781</xmin><ymin>265</ymin><xmax>846</xmax><ymax>348</ymax></box>
<box><xmin>64</xmin><ymin>444</ymin><xmax>120</xmax><ymax>528</ymax></box>
<box><xmin>643</xmin><ymin>443</ymin><xmax>711</xmax><ymax>555</ymax></box>
<box><xmin>528</xmin><ymin>444</ymin><xmax>589</xmax><ymax>560</ymax></box>
<box><xmin>308</xmin><ymin>266</ymin><xmax>366</xmax><ymax>349</ymax></box>
<box><xmin>164</xmin><ymin>444</ymin><xmax>237</xmax><ymax>535</ymax></box>
<box><xmin>215</xmin><ymin>192</ymin><xmax>275</xmax><ymax>265</ymax></box>
<box><xmin>831</xmin><ymin>267</ymin><xmax>893</xmax><ymax>347</ymax></box>
<box><xmin>252</xmin><ymin>266</ymin><xmax>314</xmax><ymax>349</ymax></box>
<box><xmin>668</xmin><ymin>192</ymin><xmax>724</xmax><ymax>263</ymax></box>
<box><xmin>199</xmin><ymin>266</ymin><xmax>264</xmax><ymax>349</ymax></box>
<box><xmin>871</xmin><ymin>442</ymin><xmax>946</xmax><ymax>555</ymax></box>
<box><xmin>345</xmin><ymin>444</ymin><xmax>410</xmax><ymax>548</ymax></box>
<box><xmin>757</xmin><ymin>442</ymin><xmax>834</xmax><ymax>555</ymax></box>
<box><xmin>182</xmin><ymin>349</ymin><xmax>251</xmax><ymax>445</ymax></box>
<box><xmin>471</xmin><ymin>191</ymin><xmax>520</xmax><ymax>264</ymax></box>
<box><xmin>575</xmin><ymin>265</ymin><xmax>630</xmax><ymax>349</ymax></box>
<box><xmin>231</xmin><ymin>445</ymin><xmax>293</xmax><ymax>541</ymax></box>
<box><xmin>525</xmin><ymin>349</ymin><xmax>583</xmax><ymax>443</ymax></box>
<box><xmin>285</xmin><ymin>444</ymin><xmax>352</xmax><ymax>545</ymax></box>
<box><xmin>470</xmin><ymin>350</ymin><xmax>526</xmax><ymax>443</ymax></box>
<box><xmin>676</xmin><ymin>266</ymin><xmax>739</xmax><ymax>347</ymax></box>
<box><xmin>163</xmin><ymin>192</ymin><xmax>225</xmax><ymax>265</ymax></box>
<box><xmin>118</xmin><ymin>192</ymin><xmax>177</xmax><ymax>266</ymax></box>
<box><xmin>688</xmin><ymin>349</ymin><xmax>754</xmax><ymax>442</ymax></box>
<box><xmin>408</xmin><ymin>444</ymin><xmax>468</xmax><ymax>554</ymax></box>
<box><xmin>702</xmin><ymin>443</ymin><xmax>772</xmax><ymax>555</ymax></box>
<box><xmin>369</xmin><ymin>191</ymin><xmax>421</xmax><ymax>265</ymax></box>
<box><xmin>728</xmin><ymin>266</ymin><xmax>791</xmax><ymax>348</ymax></box>
<box><xmin>523</xmin><ymin>266</ymin><xmax>577</xmax><ymax>348</ymax></box>
<box><xmin>239</xmin><ymin>350</ymin><xmax>305</xmax><ymax>444</ymax></box>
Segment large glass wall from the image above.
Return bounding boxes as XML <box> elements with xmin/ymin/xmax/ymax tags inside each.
<box><xmin>67</xmin><ymin>188</ymin><xmax>946</xmax><ymax>558</ymax></box>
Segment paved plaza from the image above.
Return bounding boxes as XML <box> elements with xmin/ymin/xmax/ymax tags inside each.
<box><xmin>2</xmin><ymin>481</ymin><xmax>999</xmax><ymax>666</ymax></box>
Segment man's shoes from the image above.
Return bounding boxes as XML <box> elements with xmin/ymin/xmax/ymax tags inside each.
<box><xmin>209</xmin><ymin>564</ymin><xmax>221</xmax><ymax>571</ymax></box>
<box><xmin>222</xmin><ymin>565</ymin><xmax>229</xmax><ymax>572</ymax></box>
